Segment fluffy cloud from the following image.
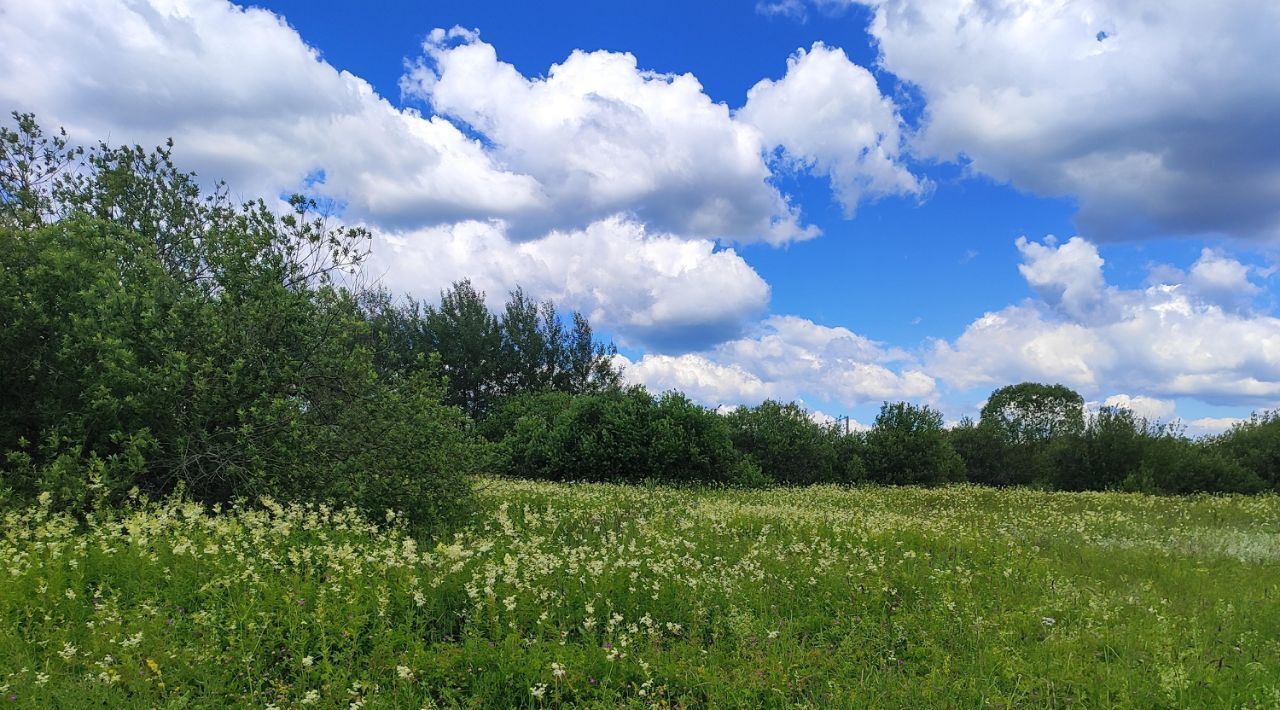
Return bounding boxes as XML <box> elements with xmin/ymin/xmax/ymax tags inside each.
<box><xmin>0</xmin><ymin>0</ymin><xmax>543</xmax><ymax>229</ymax></box>
<box><xmin>854</xmin><ymin>0</ymin><xmax>1280</xmax><ymax>240</ymax></box>
<box><xmin>620</xmin><ymin>354</ymin><xmax>777</xmax><ymax>404</ymax></box>
<box><xmin>738</xmin><ymin>42</ymin><xmax>924</xmax><ymax>215</ymax></box>
<box><xmin>1184</xmin><ymin>249</ymin><xmax>1262</xmax><ymax>312</ymax></box>
<box><xmin>6</xmin><ymin>2</ymin><xmax>922</xmax><ymax>243</ymax></box>
<box><xmin>1015</xmin><ymin>236</ymin><xmax>1110</xmax><ymax>322</ymax></box>
<box><xmin>1185</xmin><ymin>417</ymin><xmax>1245</xmax><ymax>437</ymax></box>
<box><xmin>929</xmin><ymin>238</ymin><xmax>1280</xmax><ymax>404</ymax></box>
<box><xmin>0</xmin><ymin>0</ymin><xmax>830</xmax><ymax>348</ymax></box>
<box><xmin>623</xmin><ymin>315</ymin><xmax>936</xmax><ymax>408</ymax></box>
<box><xmin>1100</xmin><ymin>394</ymin><xmax>1176</xmax><ymax>421</ymax></box>
<box><xmin>373</xmin><ymin>217</ymin><xmax>770</xmax><ymax>349</ymax></box>
<box><xmin>402</xmin><ymin>27</ymin><xmax>817</xmax><ymax>244</ymax></box>
<box><xmin>0</xmin><ymin>0</ymin><xmax>932</xmax><ymax>347</ymax></box>
<box><xmin>809</xmin><ymin>409</ymin><xmax>871</xmax><ymax>431</ymax></box>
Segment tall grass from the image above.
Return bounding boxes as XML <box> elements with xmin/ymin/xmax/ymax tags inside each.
<box><xmin>2</xmin><ymin>481</ymin><xmax>1278</xmax><ymax>707</ymax></box>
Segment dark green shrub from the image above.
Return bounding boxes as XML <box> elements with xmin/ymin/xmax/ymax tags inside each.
<box><xmin>319</xmin><ymin>370</ymin><xmax>482</xmax><ymax>533</ymax></box>
<box><xmin>835</xmin><ymin>432</ymin><xmax>869</xmax><ymax>484</ymax></box>
<box><xmin>1146</xmin><ymin>441</ymin><xmax>1265</xmax><ymax>495</ymax></box>
<box><xmin>1051</xmin><ymin>407</ymin><xmax>1154</xmax><ymax>491</ymax></box>
<box><xmin>865</xmin><ymin>402</ymin><xmax>964</xmax><ymax>485</ymax></box>
<box><xmin>724</xmin><ymin>401</ymin><xmax>851</xmax><ymax>484</ymax></box>
<box><xmin>651</xmin><ymin>392</ymin><xmax>750</xmax><ymax>485</ymax></box>
<box><xmin>496</xmin><ymin>387</ymin><xmax>653</xmax><ymax>482</ymax></box>
<box><xmin>947</xmin><ymin>418</ymin><xmax>1015</xmax><ymax>486</ymax></box>
<box><xmin>0</xmin><ymin>114</ymin><xmax>480</xmax><ymax>531</ymax></box>
<box><xmin>495</xmin><ymin>388</ymin><xmax>758</xmax><ymax>486</ymax></box>
<box><xmin>1214</xmin><ymin>412</ymin><xmax>1280</xmax><ymax>491</ymax></box>
<box><xmin>480</xmin><ymin>390</ymin><xmax>575</xmax><ymax>443</ymax></box>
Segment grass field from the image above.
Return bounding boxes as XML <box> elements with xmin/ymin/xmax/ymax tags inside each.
<box><xmin>3</xmin><ymin>480</ymin><xmax>1279</xmax><ymax>708</ymax></box>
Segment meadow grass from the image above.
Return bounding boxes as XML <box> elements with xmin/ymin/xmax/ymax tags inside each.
<box><xmin>2</xmin><ymin>480</ymin><xmax>1278</xmax><ymax>708</ymax></box>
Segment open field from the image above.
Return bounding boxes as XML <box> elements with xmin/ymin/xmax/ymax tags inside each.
<box><xmin>3</xmin><ymin>480</ymin><xmax>1279</xmax><ymax>708</ymax></box>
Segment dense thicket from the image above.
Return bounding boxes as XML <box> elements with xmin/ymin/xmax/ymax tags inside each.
<box><xmin>0</xmin><ymin>114</ymin><xmax>496</xmax><ymax>530</ymax></box>
<box><xmin>488</xmin><ymin>388</ymin><xmax>764</xmax><ymax>486</ymax></box>
<box><xmin>724</xmin><ymin>401</ymin><xmax>853</xmax><ymax>485</ymax></box>
<box><xmin>358</xmin><ymin>282</ymin><xmax>620</xmax><ymax>418</ymax></box>
<box><xmin>947</xmin><ymin>384</ymin><xmax>1279</xmax><ymax>494</ymax></box>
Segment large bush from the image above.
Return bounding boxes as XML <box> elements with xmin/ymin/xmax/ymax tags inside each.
<box><xmin>724</xmin><ymin>400</ymin><xmax>861</xmax><ymax>484</ymax></box>
<box><xmin>0</xmin><ymin>114</ymin><xmax>479</xmax><ymax>530</ymax></box>
<box><xmin>864</xmin><ymin>402</ymin><xmax>964</xmax><ymax>485</ymax></box>
<box><xmin>1050</xmin><ymin>407</ymin><xmax>1156</xmax><ymax>491</ymax></box>
<box><xmin>947</xmin><ymin>418</ymin><xmax>1015</xmax><ymax>487</ymax></box>
<box><xmin>1135</xmin><ymin>438</ymin><xmax>1266</xmax><ymax>495</ymax></box>
<box><xmin>1214</xmin><ymin>412</ymin><xmax>1280</xmax><ymax>492</ymax></box>
<box><xmin>493</xmin><ymin>388</ymin><xmax>758</xmax><ymax>485</ymax></box>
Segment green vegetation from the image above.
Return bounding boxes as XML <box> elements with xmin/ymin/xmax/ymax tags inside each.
<box><xmin>6</xmin><ymin>111</ymin><xmax>1280</xmax><ymax>708</ymax></box>
<box><xmin>6</xmin><ymin>112</ymin><xmax>1280</xmax><ymax>533</ymax></box>
<box><xmin>2</xmin><ymin>480</ymin><xmax>1278</xmax><ymax>707</ymax></box>
<box><xmin>0</xmin><ymin>113</ymin><xmax>618</xmax><ymax>532</ymax></box>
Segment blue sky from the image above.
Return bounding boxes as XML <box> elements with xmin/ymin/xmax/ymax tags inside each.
<box><xmin>3</xmin><ymin>0</ymin><xmax>1279</xmax><ymax>431</ymax></box>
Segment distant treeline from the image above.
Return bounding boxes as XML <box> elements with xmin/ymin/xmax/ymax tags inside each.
<box><xmin>2</xmin><ymin>115</ymin><xmax>1276</xmax><ymax>535</ymax></box>
<box><xmin>480</xmin><ymin>385</ymin><xmax>1279</xmax><ymax>494</ymax></box>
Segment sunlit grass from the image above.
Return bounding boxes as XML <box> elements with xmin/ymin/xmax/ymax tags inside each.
<box><xmin>2</xmin><ymin>480</ymin><xmax>1279</xmax><ymax>707</ymax></box>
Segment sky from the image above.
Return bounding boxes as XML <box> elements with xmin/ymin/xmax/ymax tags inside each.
<box><xmin>3</xmin><ymin>0</ymin><xmax>1280</xmax><ymax>432</ymax></box>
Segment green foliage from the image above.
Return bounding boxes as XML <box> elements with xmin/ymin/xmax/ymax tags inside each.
<box><xmin>0</xmin><ymin>113</ymin><xmax>478</xmax><ymax>531</ymax></box>
<box><xmin>477</xmin><ymin>390</ymin><xmax>575</xmax><ymax>443</ymax></box>
<box><xmin>975</xmin><ymin>382</ymin><xmax>1086</xmax><ymax>486</ymax></box>
<box><xmin>493</xmin><ymin>388</ymin><xmax>755</xmax><ymax>486</ymax></box>
<box><xmin>1037</xmin><ymin>407</ymin><xmax>1269</xmax><ymax>495</ymax></box>
<box><xmin>1215</xmin><ymin>411</ymin><xmax>1280</xmax><ymax>491</ymax></box>
<box><xmin>865</xmin><ymin>402</ymin><xmax>964</xmax><ymax>485</ymax></box>
<box><xmin>947</xmin><ymin>417</ymin><xmax>1015</xmax><ymax>486</ymax></box>
<box><xmin>499</xmin><ymin>387</ymin><xmax>655</xmax><ymax>483</ymax></box>
<box><xmin>1134</xmin><ymin>438</ymin><xmax>1267</xmax><ymax>495</ymax></box>
<box><xmin>724</xmin><ymin>400</ymin><xmax>859</xmax><ymax>484</ymax></box>
<box><xmin>359</xmin><ymin>282</ymin><xmax>622</xmax><ymax>418</ymax></box>
<box><xmin>980</xmin><ymin>382</ymin><xmax>1085</xmax><ymax>445</ymax></box>
<box><xmin>650</xmin><ymin>392</ymin><xmax>754</xmax><ymax>485</ymax></box>
<box><xmin>1051</xmin><ymin>407</ymin><xmax>1158</xmax><ymax>491</ymax></box>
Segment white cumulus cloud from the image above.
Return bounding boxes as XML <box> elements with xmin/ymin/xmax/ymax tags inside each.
<box><xmin>624</xmin><ymin>315</ymin><xmax>936</xmax><ymax>408</ymax></box>
<box><xmin>0</xmin><ymin>0</ymin><xmax>543</xmax><ymax>229</ymax></box>
<box><xmin>1101</xmin><ymin>394</ymin><xmax>1176</xmax><ymax>421</ymax></box>
<box><xmin>929</xmin><ymin>237</ymin><xmax>1280</xmax><ymax>405</ymax></box>
<box><xmin>855</xmin><ymin>0</ymin><xmax>1280</xmax><ymax>240</ymax></box>
<box><xmin>402</xmin><ymin>27</ymin><xmax>818</xmax><ymax>244</ymax></box>
<box><xmin>373</xmin><ymin>217</ymin><xmax>770</xmax><ymax>349</ymax></box>
<box><xmin>738</xmin><ymin>42</ymin><xmax>925</xmax><ymax>215</ymax></box>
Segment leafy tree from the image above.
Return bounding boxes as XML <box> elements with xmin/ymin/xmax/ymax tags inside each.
<box><xmin>1214</xmin><ymin>411</ymin><xmax>1280</xmax><ymax>491</ymax></box>
<box><xmin>947</xmin><ymin>417</ymin><xmax>1014</xmax><ymax>486</ymax></box>
<box><xmin>557</xmin><ymin>311</ymin><xmax>622</xmax><ymax>394</ymax></box>
<box><xmin>864</xmin><ymin>402</ymin><xmax>964</xmax><ymax>485</ymax></box>
<box><xmin>0</xmin><ymin>114</ymin><xmax>480</xmax><ymax>530</ymax></box>
<box><xmin>650</xmin><ymin>392</ymin><xmax>753</xmax><ymax>485</ymax></box>
<box><xmin>426</xmin><ymin>280</ymin><xmax>503</xmax><ymax>417</ymax></box>
<box><xmin>500</xmin><ymin>386</ymin><xmax>655</xmax><ymax>482</ymax></box>
<box><xmin>361</xmin><ymin>283</ymin><xmax>622</xmax><ymax>417</ymax></box>
<box><xmin>1133</xmin><ymin>437</ymin><xmax>1265</xmax><ymax>495</ymax></box>
<box><xmin>1051</xmin><ymin>407</ymin><xmax>1155</xmax><ymax>491</ymax></box>
<box><xmin>493</xmin><ymin>387</ymin><xmax>757</xmax><ymax>485</ymax></box>
<box><xmin>724</xmin><ymin>401</ymin><xmax>851</xmax><ymax>485</ymax></box>
<box><xmin>981</xmin><ymin>382</ymin><xmax>1085</xmax><ymax>444</ymax></box>
<box><xmin>0</xmin><ymin>112</ymin><xmax>83</xmax><ymax>228</ymax></box>
<box><xmin>498</xmin><ymin>287</ymin><xmax>556</xmax><ymax>395</ymax></box>
<box><xmin>979</xmin><ymin>382</ymin><xmax>1084</xmax><ymax>485</ymax></box>
<box><xmin>357</xmin><ymin>288</ymin><xmax>435</xmax><ymax>380</ymax></box>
